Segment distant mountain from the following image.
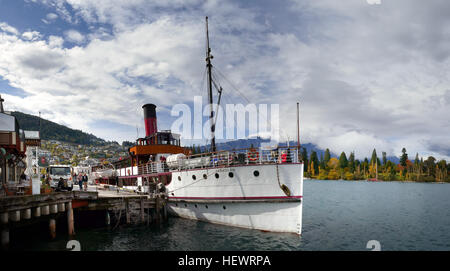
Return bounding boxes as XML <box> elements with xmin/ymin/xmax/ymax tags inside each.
<box><xmin>11</xmin><ymin>111</ymin><xmax>106</xmax><ymax>146</ymax></box>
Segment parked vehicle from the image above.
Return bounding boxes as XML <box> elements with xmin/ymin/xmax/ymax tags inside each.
<box><xmin>46</xmin><ymin>165</ymin><xmax>73</xmax><ymax>191</ymax></box>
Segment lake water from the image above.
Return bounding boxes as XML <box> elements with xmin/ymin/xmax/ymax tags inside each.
<box><xmin>11</xmin><ymin>180</ymin><xmax>450</xmax><ymax>251</ymax></box>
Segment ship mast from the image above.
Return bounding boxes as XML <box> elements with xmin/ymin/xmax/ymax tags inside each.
<box><xmin>205</xmin><ymin>16</ymin><xmax>216</xmax><ymax>152</ymax></box>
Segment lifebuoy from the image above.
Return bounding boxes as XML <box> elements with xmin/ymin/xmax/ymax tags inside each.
<box><xmin>248</xmin><ymin>149</ymin><xmax>259</xmax><ymax>162</ymax></box>
<box><xmin>281</xmin><ymin>153</ymin><xmax>288</xmax><ymax>163</ymax></box>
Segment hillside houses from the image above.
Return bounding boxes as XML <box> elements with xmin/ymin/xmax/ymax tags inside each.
<box><xmin>39</xmin><ymin>139</ymin><xmax>128</xmax><ymax>167</ymax></box>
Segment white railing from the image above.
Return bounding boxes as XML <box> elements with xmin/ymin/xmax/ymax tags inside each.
<box><xmin>118</xmin><ymin>147</ymin><xmax>301</xmax><ymax>176</ymax></box>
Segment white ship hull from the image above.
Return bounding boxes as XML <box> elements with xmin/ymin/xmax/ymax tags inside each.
<box><xmin>166</xmin><ymin>163</ymin><xmax>304</xmax><ymax>234</ymax></box>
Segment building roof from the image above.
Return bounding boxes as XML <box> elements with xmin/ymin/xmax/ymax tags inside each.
<box><xmin>24</xmin><ymin>130</ymin><xmax>40</xmax><ymax>139</ymax></box>
<box><xmin>0</xmin><ymin>112</ymin><xmax>17</xmax><ymax>132</ymax></box>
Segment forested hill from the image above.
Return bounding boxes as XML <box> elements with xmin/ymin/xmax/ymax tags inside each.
<box><xmin>11</xmin><ymin>111</ymin><xmax>106</xmax><ymax>146</ymax></box>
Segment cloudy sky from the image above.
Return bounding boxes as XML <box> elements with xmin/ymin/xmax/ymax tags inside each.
<box><xmin>0</xmin><ymin>0</ymin><xmax>449</xmax><ymax>160</ymax></box>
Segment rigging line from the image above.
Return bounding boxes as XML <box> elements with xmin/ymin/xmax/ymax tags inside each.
<box><xmin>197</xmin><ymin>67</ymin><xmax>208</xmax><ymax>96</ymax></box>
<box><xmin>213</xmin><ymin>66</ymin><xmax>291</xmax><ymax>146</ymax></box>
<box><xmin>210</xmin><ymin>69</ymin><xmax>222</xmax><ymax>93</ymax></box>
<box><xmin>210</xmin><ymin>70</ymin><xmax>223</xmax><ymax>132</ymax></box>
<box><xmin>212</xmin><ymin>67</ymin><xmax>273</xmax><ymax>136</ymax></box>
<box><xmin>212</xmin><ymin>66</ymin><xmax>251</xmax><ymax>104</ymax></box>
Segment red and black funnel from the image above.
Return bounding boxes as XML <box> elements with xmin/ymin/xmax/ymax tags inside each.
<box><xmin>142</xmin><ymin>104</ymin><xmax>157</xmax><ymax>137</ymax></box>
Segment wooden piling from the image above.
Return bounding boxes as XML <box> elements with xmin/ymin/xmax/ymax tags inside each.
<box><xmin>58</xmin><ymin>203</ymin><xmax>65</xmax><ymax>213</ymax></box>
<box><xmin>1</xmin><ymin>228</ymin><xmax>9</xmax><ymax>249</ymax></box>
<box><xmin>41</xmin><ymin>205</ymin><xmax>50</xmax><ymax>216</ymax></box>
<box><xmin>33</xmin><ymin>207</ymin><xmax>41</xmax><ymax>217</ymax></box>
<box><xmin>22</xmin><ymin>209</ymin><xmax>31</xmax><ymax>220</ymax></box>
<box><xmin>125</xmin><ymin>199</ymin><xmax>130</xmax><ymax>224</ymax></box>
<box><xmin>0</xmin><ymin>213</ymin><xmax>8</xmax><ymax>224</ymax></box>
<box><xmin>140</xmin><ymin>198</ymin><xmax>145</xmax><ymax>223</ymax></box>
<box><xmin>66</xmin><ymin>202</ymin><xmax>75</xmax><ymax>236</ymax></box>
<box><xmin>49</xmin><ymin>219</ymin><xmax>56</xmax><ymax>240</ymax></box>
<box><xmin>10</xmin><ymin>211</ymin><xmax>20</xmax><ymax>222</ymax></box>
<box><xmin>50</xmin><ymin>204</ymin><xmax>58</xmax><ymax>214</ymax></box>
<box><xmin>163</xmin><ymin>203</ymin><xmax>168</xmax><ymax>221</ymax></box>
<box><xmin>105</xmin><ymin>211</ymin><xmax>110</xmax><ymax>226</ymax></box>
<box><xmin>155</xmin><ymin>196</ymin><xmax>160</xmax><ymax>225</ymax></box>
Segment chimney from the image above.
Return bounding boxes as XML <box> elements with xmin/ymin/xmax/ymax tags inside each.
<box><xmin>0</xmin><ymin>95</ymin><xmax>4</xmax><ymax>113</ymax></box>
<box><xmin>142</xmin><ymin>104</ymin><xmax>157</xmax><ymax>137</ymax></box>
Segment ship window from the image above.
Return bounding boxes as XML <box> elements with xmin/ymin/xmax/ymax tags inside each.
<box><xmin>195</xmin><ymin>204</ymin><xmax>198</xmax><ymax>208</ymax></box>
<box><xmin>192</xmin><ymin>175</ymin><xmax>196</xmax><ymax>180</ymax></box>
<box><xmin>253</xmin><ymin>170</ymin><xmax>259</xmax><ymax>177</ymax></box>
<box><xmin>228</xmin><ymin>172</ymin><xmax>234</xmax><ymax>178</ymax></box>
<box><xmin>205</xmin><ymin>205</ymin><xmax>208</xmax><ymax>209</ymax></box>
<box><xmin>178</xmin><ymin>176</ymin><xmax>181</xmax><ymax>181</ymax></box>
<box><xmin>203</xmin><ymin>174</ymin><xmax>207</xmax><ymax>179</ymax></box>
<box><xmin>223</xmin><ymin>205</ymin><xmax>226</xmax><ymax>210</ymax></box>
<box><xmin>215</xmin><ymin>173</ymin><xmax>219</xmax><ymax>179</ymax></box>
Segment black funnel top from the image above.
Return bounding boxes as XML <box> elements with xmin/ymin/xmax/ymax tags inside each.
<box><xmin>142</xmin><ymin>104</ymin><xmax>157</xmax><ymax>119</ymax></box>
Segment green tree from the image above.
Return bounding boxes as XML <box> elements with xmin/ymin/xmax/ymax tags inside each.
<box><xmin>424</xmin><ymin>156</ymin><xmax>436</xmax><ymax>176</ymax></box>
<box><xmin>310</xmin><ymin>151</ymin><xmax>319</xmax><ymax>176</ymax></box>
<box><xmin>319</xmin><ymin>153</ymin><xmax>326</xmax><ymax>169</ymax></box>
<box><xmin>301</xmin><ymin>148</ymin><xmax>309</xmax><ymax>173</ymax></box>
<box><xmin>338</xmin><ymin>152</ymin><xmax>348</xmax><ymax>169</ymax></box>
<box><xmin>370</xmin><ymin>149</ymin><xmax>378</xmax><ymax>166</ymax></box>
<box><xmin>414</xmin><ymin>153</ymin><xmax>419</xmax><ymax>166</ymax></box>
<box><xmin>324</xmin><ymin>148</ymin><xmax>331</xmax><ymax>165</ymax></box>
<box><xmin>400</xmin><ymin>148</ymin><xmax>408</xmax><ymax>167</ymax></box>
<box><xmin>348</xmin><ymin>152</ymin><xmax>355</xmax><ymax>173</ymax></box>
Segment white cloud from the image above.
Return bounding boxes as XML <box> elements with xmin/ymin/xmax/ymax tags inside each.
<box><xmin>48</xmin><ymin>35</ymin><xmax>64</xmax><ymax>48</ymax></box>
<box><xmin>64</xmin><ymin>29</ymin><xmax>85</xmax><ymax>44</ymax></box>
<box><xmin>0</xmin><ymin>22</ymin><xmax>19</xmax><ymax>36</ymax></box>
<box><xmin>22</xmin><ymin>31</ymin><xmax>42</xmax><ymax>41</ymax></box>
<box><xmin>46</xmin><ymin>12</ymin><xmax>58</xmax><ymax>20</ymax></box>
<box><xmin>42</xmin><ymin>12</ymin><xmax>59</xmax><ymax>24</ymax></box>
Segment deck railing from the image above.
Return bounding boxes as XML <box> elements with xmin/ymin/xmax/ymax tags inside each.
<box><xmin>130</xmin><ymin>147</ymin><xmax>301</xmax><ymax>176</ymax></box>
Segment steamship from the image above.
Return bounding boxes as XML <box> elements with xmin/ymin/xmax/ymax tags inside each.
<box><xmin>99</xmin><ymin>17</ymin><xmax>304</xmax><ymax>234</ymax></box>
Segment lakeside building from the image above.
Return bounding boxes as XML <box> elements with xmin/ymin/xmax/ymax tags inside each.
<box><xmin>0</xmin><ymin>95</ymin><xmax>27</xmax><ymax>196</ymax></box>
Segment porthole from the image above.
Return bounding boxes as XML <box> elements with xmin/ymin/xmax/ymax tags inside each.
<box><xmin>205</xmin><ymin>205</ymin><xmax>208</xmax><ymax>209</ymax></box>
<box><xmin>228</xmin><ymin>172</ymin><xmax>234</xmax><ymax>178</ymax></box>
<box><xmin>171</xmin><ymin>192</ymin><xmax>174</xmax><ymax>196</ymax></box>
<box><xmin>215</xmin><ymin>173</ymin><xmax>220</xmax><ymax>179</ymax></box>
<box><xmin>178</xmin><ymin>176</ymin><xmax>181</xmax><ymax>181</ymax></box>
<box><xmin>253</xmin><ymin>170</ymin><xmax>260</xmax><ymax>177</ymax></box>
<box><xmin>223</xmin><ymin>205</ymin><xmax>226</xmax><ymax>210</ymax></box>
<box><xmin>192</xmin><ymin>175</ymin><xmax>196</xmax><ymax>180</ymax></box>
<box><xmin>203</xmin><ymin>174</ymin><xmax>208</xmax><ymax>179</ymax></box>
<box><xmin>195</xmin><ymin>204</ymin><xmax>198</xmax><ymax>208</ymax></box>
